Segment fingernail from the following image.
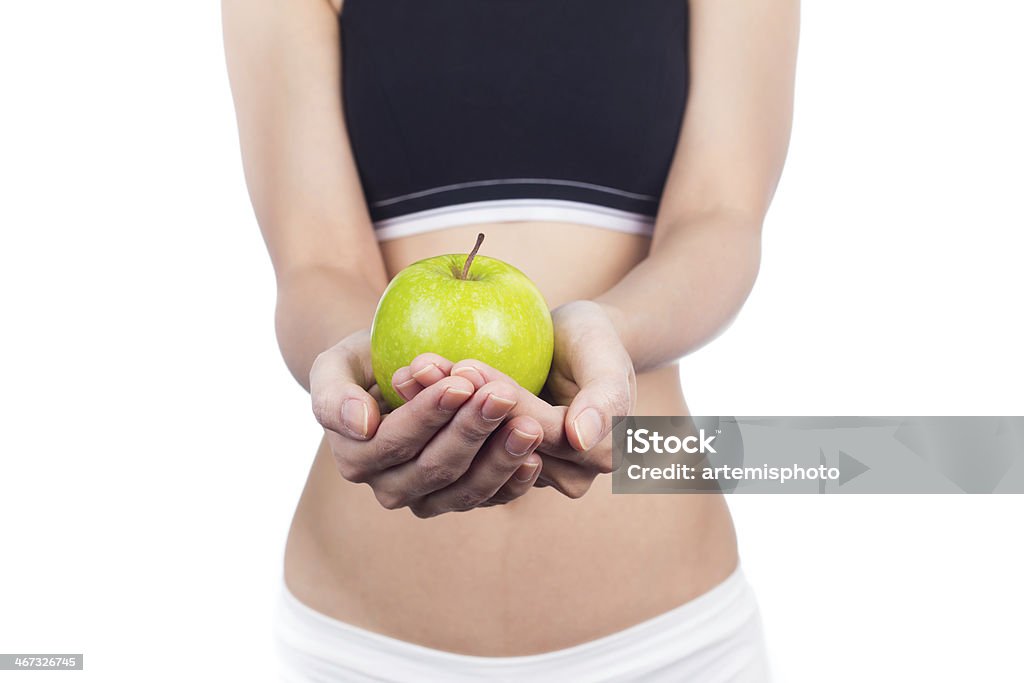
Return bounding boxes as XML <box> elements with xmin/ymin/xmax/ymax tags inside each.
<box><xmin>394</xmin><ymin>377</ymin><xmax>418</xmax><ymax>399</ymax></box>
<box><xmin>342</xmin><ymin>399</ymin><xmax>369</xmax><ymax>438</ymax></box>
<box><xmin>452</xmin><ymin>365</ymin><xmax>485</xmax><ymax>387</ymax></box>
<box><xmin>481</xmin><ymin>394</ymin><xmax>516</xmax><ymax>421</ymax></box>
<box><xmin>438</xmin><ymin>386</ymin><xmax>473</xmax><ymax>412</ymax></box>
<box><xmin>505</xmin><ymin>428</ymin><xmax>540</xmax><ymax>457</ymax></box>
<box><xmin>412</xmin><ymin>363</ymin><xmax>441</xmax><ymax>381</ymax></box>
<box><xmin>572</xmin><ymin>408</ymin><xmax>603</xmax><ymax>451</ymax></box>
<box><xmin>514</xmin><ymin>461</ymin><xmax>539</xmax><ymax>482</ymax></box>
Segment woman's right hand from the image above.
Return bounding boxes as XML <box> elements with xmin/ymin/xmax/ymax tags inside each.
<box><xmin>398</xmin><ymin>355</ymin><xmax>621</xmax><ymax>501</ymax></box>
<box><xmin>309</xmin><ymin>330</ymin><xmax>545</xmax><ymax>517</ymax></box>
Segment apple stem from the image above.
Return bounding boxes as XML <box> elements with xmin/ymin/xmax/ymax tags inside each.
<box><xmin>460</xmin><ymin>233</ymin><xmax>485</xmax><ymax>280</ymax></box>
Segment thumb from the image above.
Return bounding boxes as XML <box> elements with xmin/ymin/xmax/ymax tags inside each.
<box><xmin>564</xmin><ymin>351</ymin><xmax>635</xmax><ymax>452</ymax></box>
<box><xmin>309</xmin><ymin>331</ymin><xmax>382</xmax><ymax>441</ymax></box>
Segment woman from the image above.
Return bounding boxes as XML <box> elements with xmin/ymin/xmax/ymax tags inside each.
<box><xmin>223</xmin><ymin>0</ymin><xmax>798</xmax><ymax>680</ymax></box>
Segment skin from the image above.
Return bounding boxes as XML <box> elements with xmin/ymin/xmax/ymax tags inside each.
<box><xmin>223</xmin><ymin>0</ymin><xmax>798</xmax><ymax>657</ymax></box>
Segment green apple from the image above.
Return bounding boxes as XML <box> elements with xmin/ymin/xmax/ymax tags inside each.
<box><xmin>370</xmin><ymin>234</ymin><xmax>554</xmax><ymax>409</ymax></box>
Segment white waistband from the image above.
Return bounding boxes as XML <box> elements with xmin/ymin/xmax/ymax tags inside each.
<box><xmin>372</xmin><ymin>199</ymin><xmax>656</xmax><ymax>241</ymax></box>
<box><xmin>274</xmin><ymin>565</ymin><xmax>770</xmax><ymax>683</ymax></box>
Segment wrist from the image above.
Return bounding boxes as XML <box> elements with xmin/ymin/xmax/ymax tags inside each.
<box><xmin>555</xmin><ymin>299</ymin><xmax>631</xmax><ymax>355</ymax></box>
<box><xmin>593</xmin><ymin>299</ymin><xmax>630</xmax><ymax>346</ymax></box>
<box><xmin>551</xmin><ymin>299</ymin><xmax>632</xmax><ymax>362</ymax></box>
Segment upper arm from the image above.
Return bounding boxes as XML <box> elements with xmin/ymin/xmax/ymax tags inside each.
<box><xmin>656</xmin><ymin>0</ymin><xmax>800</xmax><ymax>230</ymax></box>
<box><xmin>222</xmin><ymin>0</ymin><xmax>386</xmax><ymax>286</ymax></box>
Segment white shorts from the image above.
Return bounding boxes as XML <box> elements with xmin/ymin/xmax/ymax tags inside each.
<box><xmin>275</xmin><ymin>566</ymin><xmax>771</xmax><ymax>682</ymax></box>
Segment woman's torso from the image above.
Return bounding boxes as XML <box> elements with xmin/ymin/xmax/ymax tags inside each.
<box><xmin>284</xmin><ymin>223</ymin><xmax>739</xmax><ymax>656</ymax></box>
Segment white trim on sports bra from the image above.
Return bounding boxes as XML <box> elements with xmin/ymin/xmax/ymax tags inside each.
<box><xmin>373</xmin><ymin>199</ymin><xmax>656</xmax><ymax>241</ymax></box>
<box><xmin>371</xmin><ymin>179</ymin><xmax>659</xmax><ymax>208</ymax></box>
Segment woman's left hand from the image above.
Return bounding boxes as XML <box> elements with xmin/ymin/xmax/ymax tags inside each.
<box><xmin>397</xmin><ymin>300</ymin><xmax>636</xmax><ymax>499</ymax></box>
<box><xmin>546</xmin><ymin>299</ymin><xmax>636</xmax><ymax>454</ymax></box>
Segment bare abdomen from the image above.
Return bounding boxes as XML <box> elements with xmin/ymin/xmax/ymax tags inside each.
<box><xmin>283</xmin><ymin>222</ymin><xmax>739</xmax><ymax>655</ymax></box>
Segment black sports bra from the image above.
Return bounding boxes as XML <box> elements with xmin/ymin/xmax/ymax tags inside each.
<box><xmin>340</xmin><ymin>1</ymin><xmax>690</xmax><ymax>240</ymax></box>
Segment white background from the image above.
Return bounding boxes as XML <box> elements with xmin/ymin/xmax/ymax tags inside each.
<box><xmin>1</xmin><ymin>1</ymin><xmax>1022</xmax><ymax>681</ymax></box>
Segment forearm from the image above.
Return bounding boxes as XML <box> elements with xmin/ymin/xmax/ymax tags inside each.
<box><xmin>275</xmin><ymin>265</ymin><xmax>386</xmax><ymax>391</ymax></box>
<box><xmin>595</xmin><ymin>209</ymin><xmax>762</xmax><ymax>373</ymax></box>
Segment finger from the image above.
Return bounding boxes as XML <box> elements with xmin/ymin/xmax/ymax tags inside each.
<box><xmin>450</xmin><ymin>358</ymin><xmax>513</xmax><ymax>386</ymax></box>
<box><xmin>450</xmin><ymin>363</ymin><xmax>487</xmax><ymax>390</ymax></box>
<box><xmin>332</xmin><ymin>374</ymin><xmax>477</xmax><ymax>485</ymax></box>
<box><xmin>412</xmin><ymin>416</ymin><xmax>544</xmax><ymax>517</ymax></box>
<box><xmin>390</xmin><ymin>366</ymin><xmax>423</xmax><ymax>403</ymax></box>
<box><xmin>547</xmin><ymin>432</ymin><xmax>614</xmax><ymax>475</ymax></box>
<box><xmin>534</xmin><ymin>455</ymin><xmax>597</xmax><ymax>499</ymax></box>
<box><xmin>450</xmin><ymin>359</ymin><xmax>577</xmax><ymax>459</ymax></box>
<box><xmin>373</xmin><ymin>381</ymin><xmax>518</xmax><ymax>500</ymax></box>
<box><xmin>371</xmin><ymin>374</ymin><xmax>477</xmax><ymax>469</ymax></box>
<box><xmin>408</xmin><ymin>353</ymin><xmax>453</xmax><ymax>387</ymax></box>
<box><xmin>581</xmin><ymin>433</ymin><xmax>615</xmax><ymax>474</ymax></box>
<box><xmin>484</xmin><ymin>454</ymin><xmax>544</xmax><ymax>506</ymax></box>
<box><xmin>310</xmin><ymin>333</ymin><xmax>381</xmax><ymax>440</ymax></box>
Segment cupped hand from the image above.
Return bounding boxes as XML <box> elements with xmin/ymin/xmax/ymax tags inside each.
<box><xmin>547</xmin><ymin>299</ymin><xmax>636</xmax><ymax>449</ymax></box>
<box><xmin>309</xmin><ymin>330</ymin><xmax>544</xmax><ymax>517</ymax></box>
<box><xmin>400</xmin><ymin>302</ymin><xmax>635</xmax><ymax>500</ymax></box>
